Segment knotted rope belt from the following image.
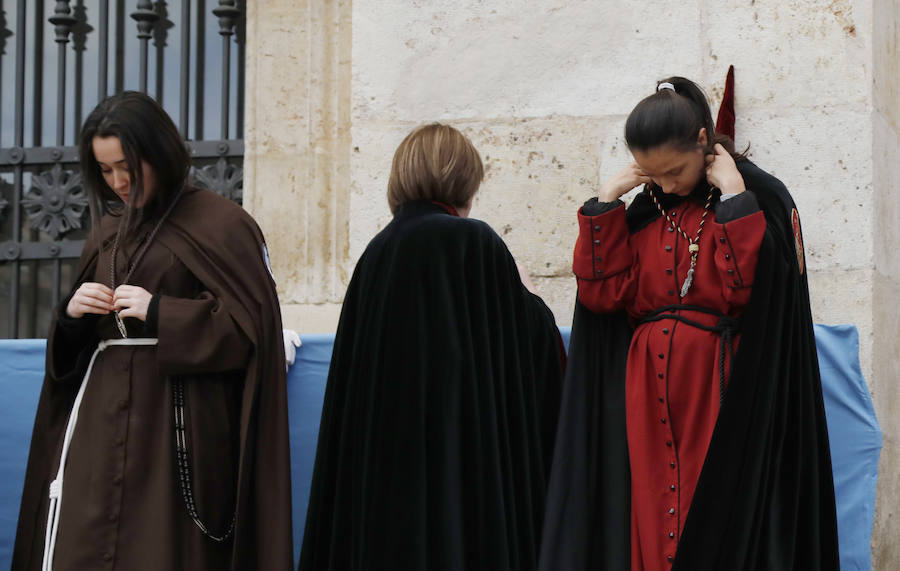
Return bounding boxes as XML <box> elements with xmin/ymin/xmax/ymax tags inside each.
<box><xmin>42</xmin><ymin>338</ymin><xmax>158</xmax><ymax>571</ymax></box>
<box><xmin>637</xmin><ymin>304</ymin><xmax>740</xmax><ymax>405</ymax></box>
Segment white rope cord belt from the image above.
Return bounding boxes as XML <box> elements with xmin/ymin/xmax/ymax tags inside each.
<box><xmin>42</xmin><ymin>337</ymin><xmax>158</xmax><ymax>571</ymax></box>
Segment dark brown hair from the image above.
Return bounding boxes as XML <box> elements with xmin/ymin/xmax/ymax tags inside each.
<box><xmin>387</xmin><ymin>123</ymin><xmax>484</xmax><ymax>214</ymax></box>
<box><xmin>624</xmin><ymin>76</ymin><xmax>746</xmax><ymax>159</ymax></box>
<box><xmin>79</xmin><ymin>91</ymin><xmax>190</xmax><ymax>235</ymax></box>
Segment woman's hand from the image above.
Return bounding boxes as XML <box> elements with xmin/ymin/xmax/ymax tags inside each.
<box><xmin>705</xmin><ymin>143</ymin><xmax>746</xmax><ymax>194</ymax></box>
<box><xmin>66</xmin><ymin>282</ymin><xmax>114</xmax><ymax>318</ymax></box>
<box><xmin>598</xmin><ymin>162</ymin><xmax>652</xmax><ymax>203</ymax></box>
<box><xmin>113</xmin><ymin>285</ymin><xmax>153</xmax><ymax>322</ymax></box>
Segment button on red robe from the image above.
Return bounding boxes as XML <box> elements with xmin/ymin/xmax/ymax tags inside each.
<box><xmin>574</xmin><ymin>197</ymin><xmax>766</xmax><ymax>571</ymax></box>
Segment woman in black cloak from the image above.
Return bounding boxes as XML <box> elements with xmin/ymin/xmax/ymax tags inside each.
<box><xmin>299</xmin><ymin>123</ymin><xmax>565</xmax><ymax>571</ymax></box>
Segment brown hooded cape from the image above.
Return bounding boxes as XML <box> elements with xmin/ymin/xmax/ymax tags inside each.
<box><xmin>13</xmin><ymin>187</ymin><xmax>293</xmax><ymax>570</ymax></box>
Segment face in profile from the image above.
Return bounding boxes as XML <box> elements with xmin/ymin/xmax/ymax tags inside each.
<box><xmin>92</xmin><ymin>135</ymin><xmax>157</xmax><ymax>206</ymax></box>
<box><xmin>630</xmin><ymin>128</ymin><xmax>708</xmax><ymax>197</ymax></box>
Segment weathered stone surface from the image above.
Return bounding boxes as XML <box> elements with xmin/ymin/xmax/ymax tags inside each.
<box><xmin>871</xmin><ymin>105</ymin><xmax>900</xmax><ymax>571</ymax></box>
<box><xmin>352</xmin><ymin>0</ymin><xmax>704</xmax><ymax>120</ymax></box>
<box><xmin>736</xmin><ymin>107</ymin><xmax>874</xmax><ymax>273</ymax></box>
<box><xmin>808</xmin><ymin>268</ymin><xmax>874</xmax><ymax>379</ymax></box>
<box><xmin>874</xmin><ymin>0</ymin><xmax>900</xmax><ymax>133</ymax></box>
<box><xmin>872</xmin><ymin>275</ymin><xmax>900</xmax><ymax>571</ymax></box>
<box><xmin>703</xmin><ymin>0</ymin><xmax>871</xmax><ymax>109</ymax></box>
<box><xmin>245</xmin><ymin>0</ymin><xmax>352</xmax><ymax>330</ymax></box>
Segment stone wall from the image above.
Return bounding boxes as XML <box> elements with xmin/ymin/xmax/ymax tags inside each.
<box><xmin>872</xmin><ymin>1</ymin><xmax>899</xmax><ymax>568</ymax></box>
<box><xmin>244</xmin><ymin>1</ymin><xmax>898</xmax><ymax>566</ymax></box>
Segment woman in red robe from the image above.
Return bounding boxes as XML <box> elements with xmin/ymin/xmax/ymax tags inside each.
<box><xmin>539</xmin><ymin>77</ymin><xmax>838</xmax><ymax>570</ymax></box>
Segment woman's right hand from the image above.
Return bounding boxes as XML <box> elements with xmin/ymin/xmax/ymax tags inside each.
<box><xmin>598</xmin><ymin>161</ymin><xmax>652</xmax><ymax>202</ymax></box>
<box><xmin>66</xmin><ymin>282</ymin><xmax>114</xmax><ymax>318</ymax></box>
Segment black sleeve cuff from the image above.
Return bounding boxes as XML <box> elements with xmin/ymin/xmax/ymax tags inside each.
<box><xmin>581</xmin><ymin>197</ymin><xmax>624</xmax><ymax>216</ymax></box>
<box><xmin>715</xmin><ymin>191</ymin><xmax>760</xmax><ymax>223</ymax></box>
<box><xmin>141</xmin><ymin>294</ymin><xmax>161</xmax><ymax>337</ymax></box>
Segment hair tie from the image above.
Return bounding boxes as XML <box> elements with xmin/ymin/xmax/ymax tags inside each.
<box><xmin>657</xmin><ymin>82</ymin><xmax>676</xmax><ymax>93</ymax></box>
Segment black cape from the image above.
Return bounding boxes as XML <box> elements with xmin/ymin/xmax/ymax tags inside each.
<box><xmin>299</xmin><ymin>200</ymin><xmax>564</xmax><ymax>571</ymax></box>
<box><xmin>539</xmin><ymin>161</ymin><xmax>839</xmax><ymax>570</ymax></box>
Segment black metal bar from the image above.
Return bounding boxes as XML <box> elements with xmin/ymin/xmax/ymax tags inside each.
<box><xmin>56</xmin><ymin>49</ymin><xmax>67</xmax><ymax>143</ymax></box>
<box><xmin>153</xmin><ymin>1</ymin><xmax>166</xmax><ymax>102</ymax></box>
<box><xmin>1</xmin><ymin>240</ymin><xmax>85</xmax><ymax>261</ymax></box>
<box><xmin>213</xmin><ymin>1</ymin><xmax>239</xmax><ymax>140</ymax></box>
<box><xmin>73</xmin><ymin>0</ymin><xmax>87</xmax><ymax>142</ymax></box>
<box><xmin>187</xmin><ymin>139</ymin><xmax>244</xmax><ymax>157</ymax></box>
<box><xmin>50</xmin><ymin>1</ymin><xmax>77</xmax><ymax>147</ymax></box>
<box><xmin>0</xmin><ymin>140</ymin><xmax>244</xmax><ymax>166</ymax></box>
<box><xmin>179</xmin><ymin>0</ymin><xmax>190</xmax><ymax>136</ymax></box>
<box><xmin>32</xmin><ymin>1</ymin><xmax>44</xmax><ymax>148</ymax></box>
<box><xmin>194</xmin><ymin>0</ymin><xmax>206</xmax><ymax>140</ymax></box>
<box><xmin>219</xmin><ymin>34</ymin><xmax>229</xmax><ymax>138</ymax></box>
<box><xmin>131</xmin><ymin>1</ymin><xmax>158</xmax><ymax>93</ymax></box>
<box><xmin>236</xmin><ymin>0</ymin><xmax>245</xmax><ymax>138</ymax></box>
<box><xmin>131</xmin><ymin>0</ymin><xmax>156</xmax><ymax>93</ymax></box>
<box><xmin>10</xmin><ymin>0</ymin><xmax>26</xmax><ymax>337</ymax></box>
<box><xmin>0</xmin><ymin>147</ymin><xmax>79</xmax><ymax>165</ymax></box>
<box><xmin>99</xmin><ymin>0</ymin><xmax>109</xmax><ymax>99</ymax></box>
<box><xmin>114</xmin><ymin>0</ymin><xmax>125</xmax><ymax>93</ymax></box>
<box><xmin>52</xmin><ymin>259</ymin><xmax>61</xmax><ymax>311</ymax></box>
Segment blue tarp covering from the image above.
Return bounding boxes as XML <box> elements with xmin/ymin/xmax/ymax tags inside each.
<box><xmin>0</xmin><ymin>325</ymin><xmax>882</xmax><ymax>569</ymax></box>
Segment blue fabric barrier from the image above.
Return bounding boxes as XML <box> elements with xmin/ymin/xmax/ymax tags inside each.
<box><xmin>814</xmin><ymin>325</ymin><xmax>882</xmax><ymax>571</ymax></box>
<box><xmin>0</xmin><ymin>340</ymin><xmax>46</xmax><ymax>570</ymax></box>
<box><xmin>0</xmin><ymin>325</ymin><xmax>882</xmax><ymax>569</ymax></box>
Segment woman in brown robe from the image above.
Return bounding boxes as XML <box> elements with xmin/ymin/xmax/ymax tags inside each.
<box><xmin>13</xmin><ymin>91</ymin><xmax>293</xmax><ymax>570</ymax></box>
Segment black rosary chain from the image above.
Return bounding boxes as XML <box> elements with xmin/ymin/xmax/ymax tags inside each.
<box><xmin>173</xmin><ymin>378</ymin><xmax>237</xmax><ymax>542</ymax></box>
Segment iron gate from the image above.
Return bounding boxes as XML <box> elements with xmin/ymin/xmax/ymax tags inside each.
<box><xmin>0</xmin><ymin>0</ymin><xmax>246</xmax><ymax>338</ymax></box>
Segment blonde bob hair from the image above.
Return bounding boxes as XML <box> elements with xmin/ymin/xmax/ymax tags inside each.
<box><xmin>387</xmin><ymin>123</ymin><xmax>484</xmax><ymax>214</ymax></box>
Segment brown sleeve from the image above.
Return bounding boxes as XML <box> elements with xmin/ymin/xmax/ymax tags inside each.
<box><xmin>155</xmin><ymin>292</ymin><xmax>253</xmax><ymax>375</ymax></box>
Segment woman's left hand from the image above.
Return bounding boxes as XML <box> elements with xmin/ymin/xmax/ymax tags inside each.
<box><xmin>113</xmin><ymin>285</ymin><xmax>153</xmax><ymax>321</ymax></box>
<box><xmin>705</xmin><ymin>143</ymin><xmax>746</xmax><ymax>195</ymax></box>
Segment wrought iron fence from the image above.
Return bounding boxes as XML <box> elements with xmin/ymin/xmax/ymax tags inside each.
<box><xmin>0</xmin><ymin>0</ymin><xmax>246</xmax><ymax>338</ymax></box>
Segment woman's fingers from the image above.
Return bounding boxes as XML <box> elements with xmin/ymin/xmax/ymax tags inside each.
<box><xmin>117</xmin><ymin>306</ymin><xmax>138</xmax><ymax>319</ymax></box>
<box><xmin>79</xmin><ymin>299</ymin><xmax>113</xmax><ymax>314</ymax></box>
<box><xmin>113</xmin><ymin>285</ymin><xmax>138</xmax><ymax>307</ymax></box>
<box><xmin>112</xmin><ymin>286</ymin><xmax>151</xmax><ymax>320</ymax></box>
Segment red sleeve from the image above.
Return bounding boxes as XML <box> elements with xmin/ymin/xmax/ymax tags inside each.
<box><xmin>573</xmin><ymin>204</ymin><xmax>637</xmax><ymax>313</ymax></box>
<box><xmin>711</xmin><ymin>210</ymin><xmax>766</xmax><ymax>307</ymax></box>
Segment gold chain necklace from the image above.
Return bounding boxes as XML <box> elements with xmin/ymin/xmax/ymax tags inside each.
<box><xmin>649</xmin><ymin>187</ymin><xmax>714</xmax><ymax>298</ymax></box>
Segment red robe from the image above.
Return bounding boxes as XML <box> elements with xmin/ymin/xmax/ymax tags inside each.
<box><xmin>573</xmin><ymin>196</ymin><xmax>766</xmax><ymax>571</ymax></box>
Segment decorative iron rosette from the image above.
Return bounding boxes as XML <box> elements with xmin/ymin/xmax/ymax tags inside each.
<box><xmin>22</xmin><ymin>163</ymin><xmax>88</xmax><ymax>239</ymax></box>
<box><xmin>192</xmin><ymin>157</ymin><xmax>243</xmax><ymax>204</ymax></box>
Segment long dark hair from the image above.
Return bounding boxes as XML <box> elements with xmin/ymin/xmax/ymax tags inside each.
<box><xmin>79</xmin><ymin>91</ymin><xmax>190</xmax><ymax>236</ymax></box>
<box><xmin>624</xmin><ymin>76</ymin><xmax>747</xmax><ymax>160</ymax></box>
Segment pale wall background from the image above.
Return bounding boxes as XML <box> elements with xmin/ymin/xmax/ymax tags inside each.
<box><xmin>243</xmin><ymin>0</ymin><xmax>899</xmax><ymax>567</ymax></box>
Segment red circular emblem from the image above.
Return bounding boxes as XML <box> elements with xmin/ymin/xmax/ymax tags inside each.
<box><xmin>791</xmin><ymin>208</ymin><xmax>805</xmax><ymax>275</ymax></box>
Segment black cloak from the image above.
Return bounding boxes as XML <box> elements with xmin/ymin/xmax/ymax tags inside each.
<box><xmin>539</xmin><ymin>161</ymin><xmax>839</xmax><ymax>570</ymax></box>
<box><xmin>13</xmin><ymin>187</ymin><xmax>294</xmax><ymax>570</ymax></box>
<box><xmin>299</xmin><ymin>200</ymin><xmax>564</xmax><ymax>571</ymax></box>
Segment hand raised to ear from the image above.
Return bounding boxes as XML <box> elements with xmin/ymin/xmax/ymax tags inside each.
<box><xmin>598</xmin><ymin>162</ymin><xmax>653</xmax><ymax>202</ymax></box>
<box><xmin>705</xmin><ymin>143</ymin><xmax>745</xmax><ymax>195</ymax></box>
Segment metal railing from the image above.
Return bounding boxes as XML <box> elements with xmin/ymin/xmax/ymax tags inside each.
<box><xmin>0</xmin><ymin>0</ymin><xmax>246</xmax><ymax>338</ymax></box>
